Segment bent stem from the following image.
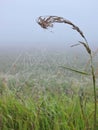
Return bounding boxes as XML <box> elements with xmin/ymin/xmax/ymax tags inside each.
<box><xmin>37</xmin><ymin>15</ymin><xmax>97</xmax><ymax>130</ymax></box>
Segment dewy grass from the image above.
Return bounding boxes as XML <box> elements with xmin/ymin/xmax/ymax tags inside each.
<box><xmin>37</xmin><ymin>15</ymin><xmax>97</xmax><ymax>130</ymax></box>
<box><xmin>0</xmin><ymin>90</ymin><xmax>95</xmax><ymax>130</ymax></box>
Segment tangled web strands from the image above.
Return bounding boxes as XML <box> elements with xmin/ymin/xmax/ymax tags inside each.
<box><xmin>37</xmin><ymin>16</ymin><xmax>91</xmax><ymax>55</ymax></box>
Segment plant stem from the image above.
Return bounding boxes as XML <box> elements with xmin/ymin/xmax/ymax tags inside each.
<box><xmin>90</xmin><ymin>54</ymin><xmax>97</xmax><ymax>130</ymax></box>
<box><xmin>37</xmin><ymin>15</ymin><xmax>97</xmax><ymax>129</ymax></box>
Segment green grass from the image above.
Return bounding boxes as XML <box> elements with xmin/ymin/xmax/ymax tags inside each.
<box><xmin>0</xmin><ymin>85</ymin><xmax>97</xmax><ymax>130</ymax></box>
<box><xmin>0</xmin><ymin>46</ymin><xmax>98</xmax><ymax>129</ymax></box>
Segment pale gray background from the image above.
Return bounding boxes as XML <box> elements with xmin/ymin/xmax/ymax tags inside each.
<box><xmin>0</xmin><ymin>0</ymin><xmax>98</xmax><ymax>48</ymax></box>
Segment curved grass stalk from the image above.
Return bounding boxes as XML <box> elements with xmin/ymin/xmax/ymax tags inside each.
<box><xmin>37</xmin><ymin>15</ymin><xmax>97</xmax><ymax>130</ymax></box>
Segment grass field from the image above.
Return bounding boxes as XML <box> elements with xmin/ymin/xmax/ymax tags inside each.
<box><xmin>0</xmin><ymin>45</ymin><xmax>98</xmax><ymax>130</ymax></box>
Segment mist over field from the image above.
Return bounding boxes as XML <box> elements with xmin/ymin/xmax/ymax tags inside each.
<box><xmin>0</xmin><ymin>44</ymin><xmax>89</xmax><ymax>71</ymax></box>
<box><xmin>0</xmin><ymin>0</ymin><xmax>98</xmax><ymax>129</ymax></box>
<box><xmin>0</xmin><ymin>41</ymin><xmax>98</xmax><ymax>75</ymax></box>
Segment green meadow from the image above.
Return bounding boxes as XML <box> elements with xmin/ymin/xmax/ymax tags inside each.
<box><xmin>0</xmin><ymin>46</ymin><xmax>98</xmax><ymax>130</ymax></box>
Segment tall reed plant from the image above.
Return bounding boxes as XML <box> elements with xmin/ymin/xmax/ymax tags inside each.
<box><xmin>37</xmin><ymin>16</ymin><xmax>97</xmax><ymax>130</ymax></box>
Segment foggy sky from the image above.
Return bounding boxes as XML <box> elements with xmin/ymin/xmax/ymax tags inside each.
<box><xmin>0</xmin><ymin>0</ymin><xmax>98</xmax><ymax>48</ymax></box>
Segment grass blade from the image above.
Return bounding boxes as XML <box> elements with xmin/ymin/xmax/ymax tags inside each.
<box><xmin>60</xmin><ymin>66</ymin><xmax>90</xmax><ymax>75</ymax></box>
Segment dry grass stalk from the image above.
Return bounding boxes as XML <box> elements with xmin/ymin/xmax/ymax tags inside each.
<box><xmin>37</xmin><ymin>16</ymin><xmax>85</xmax><ymax>39</ymax></box>
<box><xmin>37</xmin><ymin>15</ymin><xmax>97</xmax><ymax>130</ymax></box>
<box><xmin>37</xmin><ymin>16</ymin><xmax>92</xmax><ymax>54</ymax></box>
